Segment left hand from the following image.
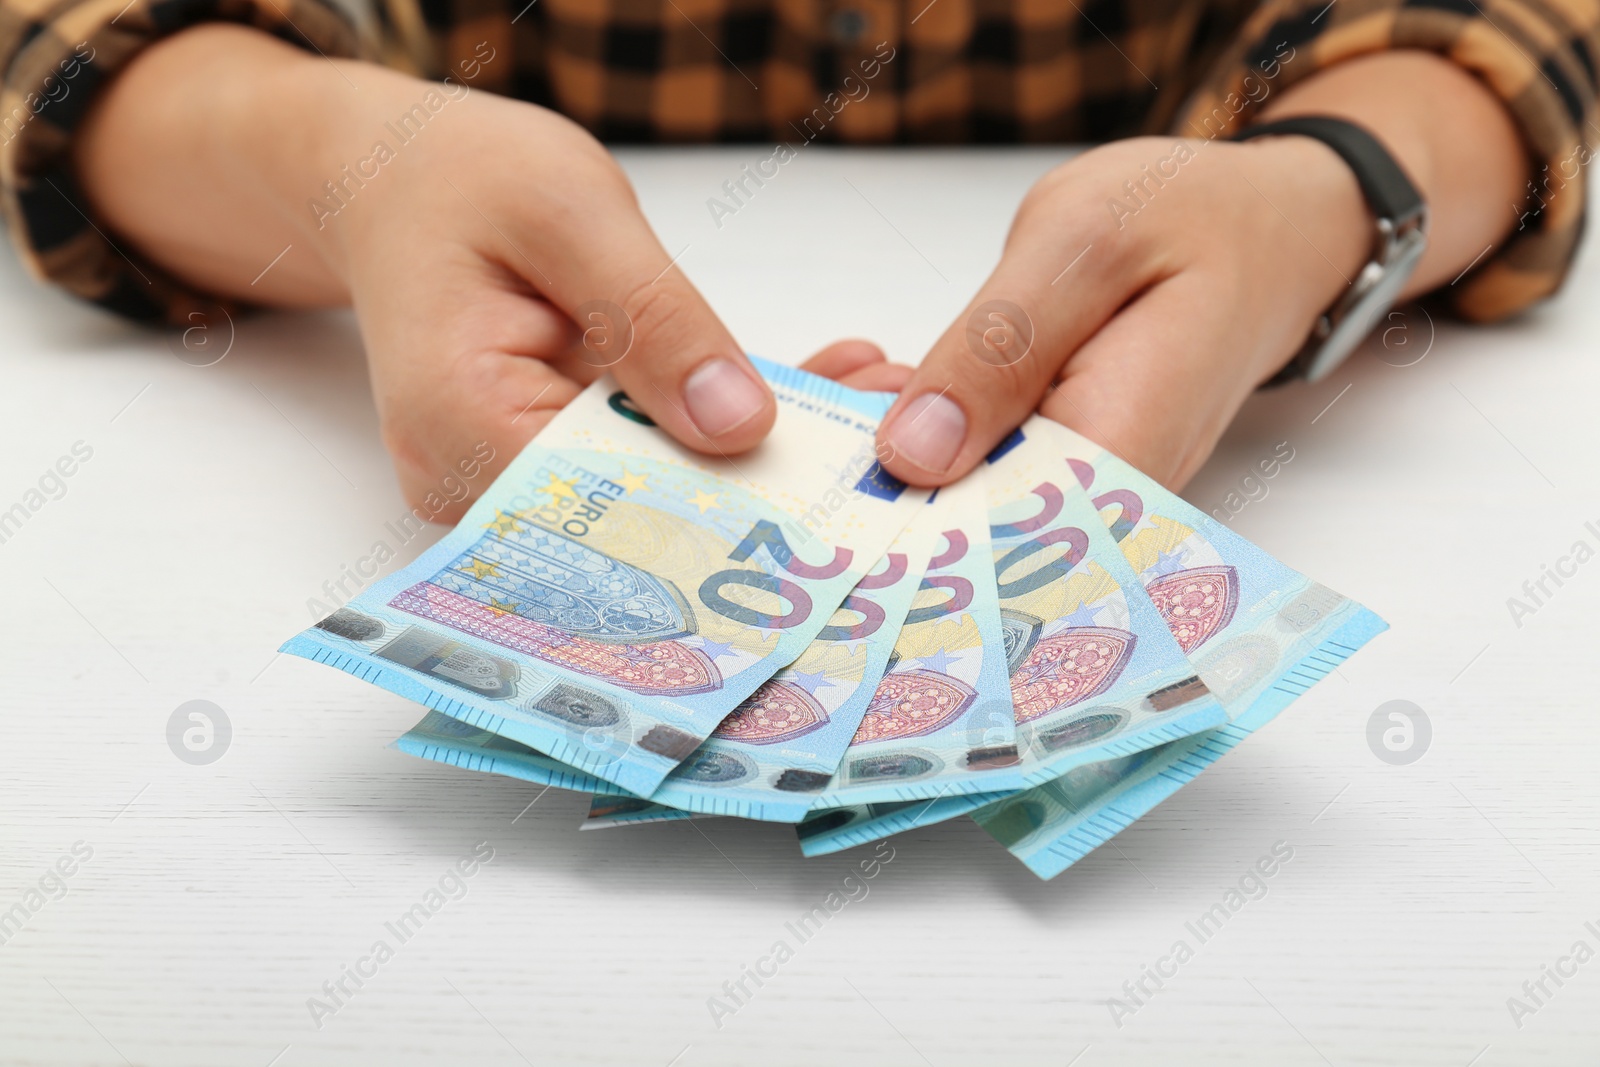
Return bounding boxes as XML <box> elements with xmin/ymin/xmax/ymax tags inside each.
<box><xmin>873</xmin><ymin>133</ymin><xmax>1372</xmax><ymax>488</ymax></box>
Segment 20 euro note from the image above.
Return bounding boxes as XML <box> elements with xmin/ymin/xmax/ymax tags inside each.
<box><xmin>396</xmin><ymin>492</ymin><xmax>931</xmax><ymax>822</ymax></box>
<box><xmin>626</xmin><ymin>518</ymin><xmax>933</xmax><ymax>820</ymax></box>
<box><xmin>802</xmin><ymin>474</ymin><xmax>1024</xmax><ymax>807</ymax></box>
<box><xmin>581</xmin><ymin>793</ymin><xmax>715</xmax><ymax>828</ymax></box>
<box><xmin>579</xmin><ymin>478</ymin><xmax>1020</xmax><ymax>829</ymax></box>
<box><xmin>797</xmin><ymin>417</ymin><xmax>1233</xmax><ymax>857</ymax></box>
<box><xmin>282</xmin><ymin>358</ymin><xmax>929</xmax><ymax>797</ymax></box>
<box><xmin>971</xmin><ymin>426</ymin><xmax>1387</xmax><ymax>878</ymax></box>
<box><xmin>575</xmin><ymin>483</ymin><xmax>1014</xmax><ymax>825</ymax></box>
<box><xmin>393</xmin><ymin>709</ymin><xmax>623</xmax><ymax>796</ymax></box>
<box><xmin>985</xmin><ymin>419</ymin><xmax>1230</xmax><ymax>781</ymax></box>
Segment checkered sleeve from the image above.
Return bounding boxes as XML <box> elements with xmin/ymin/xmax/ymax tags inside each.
<box><xmin>0</xmin><ymin>0</ymin><xmax>362</xmax><ymax>321</ymax></box>
<box><xmin>1175</xmin><ymin>0</ymin><xmax>1600</xmax><ymax>321</ymax></box>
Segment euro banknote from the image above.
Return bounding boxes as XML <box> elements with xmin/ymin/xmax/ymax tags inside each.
<box><xmin>796</xmin><ymin>417</ymin><xmax>1236</xmax><ymax>855</ymax></box>
<box><xmin>805</xmin><ymin>475</ymin><xmax>1024</xmax><ymax>806</ymax></box>
<box><xmin>971</xmin><ymin>426</ymin><xmax>1387</xmax><ymax>877</ymax></box>
<box><xmin>797</xmin><ymin>422</ymin><xmax>1387</xmax><ymax>869</ymax></box>
<box><xmin>580</xmin><ymin>794</ymin><xmax>715</xmax><ymax>828</ymax></box>
<box><xmin>795</xmin><ymin>790</ymin><xmax>1004</xmax><ymax>856</ymax></box>
<box><xmin>283</xmin><ymin>357</ymin><xmax>929</xmax><ymax>796</ymax></box>
<box><xmin>574</xmin><ymin>476</ymin><xmax>1027</xmax><ymax>819</ymax></box>
<box><xmin>617</xmin><ymin>517</ymin><xmax>933</xmax><ymax>820</ymax></box>
<box><xmin>393</xmin><ymin>709</ymin><xmax>622</xmax><ymax>796</ymax></box>
<box><xmin>299</xmin><ymin>361</ymin><xmax>1385</xmax><ymax>882</ymax></box>
<box><xmin>398</xmin><ymin>519</ymin><xmax>932</xmax><ymax>821</ymax></box>
<box><xmin>984</xmin><ymin>419</ymin><xmax>1231</xmax><ymax>782</ymax></box>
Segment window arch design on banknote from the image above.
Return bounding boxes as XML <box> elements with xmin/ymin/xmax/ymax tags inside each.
<box><xmin>387</xmin><ymin>511</ymin><xmax>726</xmax><ymax>695</ymax></box>
<box><xmin>849</xmin><ymin>669</ymin><xmax>978</xmax><ymax>743</ymax></box>
<box><xmin>710</xmin><ymin>681</ymin><xmax>829</xmax><ymax>746</ymax></box>
<box><xmin>424</xmin><ymin>516</ymin><xmax>699</xmax><ymax>642</ymax></box>
<box><xmin>1141</xmin><ymin>564</ymin><xmax>1239</xmax><ymax>653</ymax></box>
<box><xmin>1008</xmin><ymin>627</ymin><xmax>1136</xmax><ymax>725</ymax></box>
<box><xmin>391</xmin><ymin>581</ymin><xmax>721</xmax><ymax>695</ymax></box>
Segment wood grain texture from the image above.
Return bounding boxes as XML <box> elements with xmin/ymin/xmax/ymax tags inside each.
<box><xmin>1</xmin><ymin>148</ymin><xmax>1597</xmax><ymax>1066</ymax></box>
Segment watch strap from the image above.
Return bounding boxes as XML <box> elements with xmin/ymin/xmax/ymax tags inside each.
<box><xmin>1232</xmin><ymin>115</ymin><xmax>1425</xmax><ymax>228</ymax></box>
<box><xmin>1232</xmin><ymin>115</ymin><xmax>1427</xmax><ymax>384</ymax></box>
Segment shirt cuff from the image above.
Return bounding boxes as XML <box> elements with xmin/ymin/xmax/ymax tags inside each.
<box><xmin>1173</xmin><ymin>0</ymin><xmax>1599</xmax><ymax>322</ymax></box>
<box><xmin>1</xmin><ymin>0</ymin><xmax>362</xmax><ymax>322</ymax></box>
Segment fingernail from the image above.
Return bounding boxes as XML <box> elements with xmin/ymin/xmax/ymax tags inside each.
<box><xmin>683</xmin><ymin>358</ymin><xmax>767</xmax><ymax>438</ymax></box>
<box><xmin>885</xmin><ymin>392</ymin><xmax>966</xmax><ymax>474</ymax></box>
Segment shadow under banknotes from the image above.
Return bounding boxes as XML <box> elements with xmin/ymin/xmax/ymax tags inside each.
<box><xmin>357</xmin><ymin>740</ymin><xmax>1340</xmax><ymax>921</ymax></box>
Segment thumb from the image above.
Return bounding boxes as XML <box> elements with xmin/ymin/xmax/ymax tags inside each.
<box><xmin>509</xmin><ymin>187</ymin><xmax>776</xmax><ymax>455</ymax></box>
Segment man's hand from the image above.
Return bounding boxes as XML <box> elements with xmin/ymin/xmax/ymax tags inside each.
<box><xmin>76</xmin><ymin>33</ymin><xmax>1526</xmax><ymax>502</ymax></box>
<box><xmin>326</xmin><ymin>79</ymin><xmax>779</xmax><ymax>517</ymax></box>
<box><xmin>74</xmin><ymin>25</ymin><xmax>785</xmax><ymax>517</ymax></box>
<box><xmin>875</xmin><ymin>51</ymin><xmax>1528</xmax><ymax>489</ymax></box>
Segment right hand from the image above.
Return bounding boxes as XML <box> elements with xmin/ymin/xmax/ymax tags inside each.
<box><xmin>322</xmin><ymin>67</ymin><xmax>780</xmax><ymax>519</ymax></box>
<box><xmin>76</xmin><ymin>26</ymin><xmax>788</xmax><ymax>521</ymax></box>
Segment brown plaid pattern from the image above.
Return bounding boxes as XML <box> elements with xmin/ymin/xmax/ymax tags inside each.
<box><xmin>1175</xmin><ymin>0</ymin><xmax>1600</xmax><ymax>319</ymax></box>
<box><xmin>3</xmin><ymin>0</ymin><xmax>1596</xmax><ymax>322</ymax></box>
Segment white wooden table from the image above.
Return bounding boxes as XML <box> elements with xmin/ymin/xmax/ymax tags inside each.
<box><xmin>2</xmin><ymin>147</ymin><xmax>1597</xmax><ymax>1066</ymax></box>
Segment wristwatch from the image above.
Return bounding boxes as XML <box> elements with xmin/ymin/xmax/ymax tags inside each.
<box><xmin>1232</xmin><ymin>116</ymin><xmax>1428</xmax><ymax>384</ymax></box>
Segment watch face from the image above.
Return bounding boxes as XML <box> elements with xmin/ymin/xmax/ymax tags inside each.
<box><xmin>1302</xmin><ymin>230</ymin><xmax>1427</xmax><ymax>382</ymax></box>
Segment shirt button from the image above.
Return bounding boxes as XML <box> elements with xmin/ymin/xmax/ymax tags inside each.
<box><xmin>829</xmin><ymin>7</ymin><xmax>870</xmax><ymax>45</ymax></box>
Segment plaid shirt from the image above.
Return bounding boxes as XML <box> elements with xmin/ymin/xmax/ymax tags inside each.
<box><xmin>2</xmin><ymin>0</ymin><xmax>1595</xmax><ymax>322</ymax></box>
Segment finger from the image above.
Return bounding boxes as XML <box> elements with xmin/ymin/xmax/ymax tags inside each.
<box><xmin>368</xmin><ymin>278</ymin><xmax>583</xmax><ymax>523</ymax></box>
<box><xmin>838</xmin><ymin>361</ymin><xmax>915</xmax><ymax>392</ymax></box>
<box><xmin>472</xmin><ymin>279</ymin><xmax>581</xmax><ymax>368</ymax></box>
<box><xmin>1039</xmin><ymin>272</ymin><xmax>1246</xmax><ymax>490</ymax></box>
<box><xmin>800</xmin><ymin>339</ymin><xmax>888</xmax><ymax>380</ymax></box>
<box><xmin>799</xmin><ymin>339</ymin><xmax>912</xmax><ymax>391</ymax></box>
<box><xmin>497</xmin><ymin>172</ymin><xmax>776</xmax><ymax>455</ymax></box>
<box><xmin>875</xmin><ymin>214</ymin><xmax>1151</xmax><ymax>486</ymax></box>
<box><xmin>457</xmin><ymin>271</ymin><xmax>609</xmax><ymax>388</ymax></box>
<box><xmin>390</xmin><ymin>351</ymin><xmax>580</xmax><ymax>525</ymax></box>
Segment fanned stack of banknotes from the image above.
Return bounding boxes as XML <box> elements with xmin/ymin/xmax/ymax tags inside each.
<box><xmin>283</xmin><ymin>358</ymin><xmax>1386</xmax><ymax>880</ymax></box>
